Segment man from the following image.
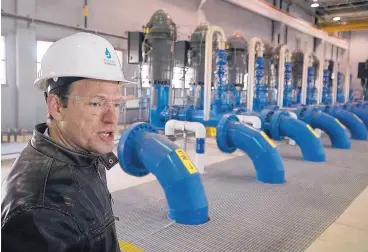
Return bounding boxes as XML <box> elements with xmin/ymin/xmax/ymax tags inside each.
<box><xmin>1</xmin><ymin>32</ymin><xmax>135</xmax><ymax>251</ymax></box>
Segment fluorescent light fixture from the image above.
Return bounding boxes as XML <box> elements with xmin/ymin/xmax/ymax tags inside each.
<box><xmin>311</xmin><ymin>3</ymin><xmax>319</xmax><ymax>7</ymax></box>
<box><xmin>333</xmin><ymin>16</ymin><xmax>341</xmax><ymax>21</ymax></box>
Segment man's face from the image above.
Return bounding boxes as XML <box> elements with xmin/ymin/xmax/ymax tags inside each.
<box><xmin>59</xmin><ymin>79</ymin><xmax>122</xmax><ymax>154</ymax></box>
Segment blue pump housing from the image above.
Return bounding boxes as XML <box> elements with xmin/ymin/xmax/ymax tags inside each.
<box><xmin>117</xmin><ymin>122</ymin><xmax>209</xmax><ymax>225</ymax></box>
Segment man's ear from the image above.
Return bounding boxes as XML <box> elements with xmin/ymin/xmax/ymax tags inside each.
<box><xmin>47</xmin><ymin>94</ymin><xmax>64</xmax><ymax>121</ymax></box>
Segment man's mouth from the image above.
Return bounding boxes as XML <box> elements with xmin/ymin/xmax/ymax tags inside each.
<box><xmin>98</xmin><ymin>131</ymin><xmax>115</xmax><ymax>141</ymax></box>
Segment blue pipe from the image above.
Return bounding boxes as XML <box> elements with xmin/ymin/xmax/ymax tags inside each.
<box><xmin>322</xmin><ymin>105</ymin><xmax>368</xmax><ymax>140</ymax></box>
<box><xmin>343</xmin><ymin>104</ymin><xmax>368</xmax><ymax>129</ymax></box>
<box><xmin>322</xmin><ymin>69</ymin><xmax>332</xmax><ymax>105</ymax></box>
<box><xmin>283</xmin><ymin>62</ymin><xmax>294</xmax><ymax>107</ymax></box>
<box><xmin>216</xmin><ymin>114</ymin><xmax>285</xmax><ymax>184</ymax></box>
<box><xmin>259</xmin><ymin>109</ymin><xmax>326</xmax><ymax>162</ymax></box>
<box><xmin>253</xmin><ymin>57</ymin><xmax>268</xmax><ymax>111</ymax></box>
<box><xmin>306</xmin><ymin>66</ymin><xmax>317</xmax><ymax>105</ymax></box>
<box><xmin>296</xmin><ymin>106</ymin><xmax>351</xmax><ymax>149</ymax></box>
<box><xmin>279</xmin><ymin>115</ymin><xmax>326</xmax><ymax>161</ymax></box>
<box><xmin>336</xmin><ymin>71</ymin><xmax>345</xmax><ymax>103</ymax></box>
<box><xmin>117</xmin><ymin>122</ymin><xmax>209</xmax><ymax>225</ymax></box>
<box><xmin>150</xmin><ymin>84</ymin><xmax>170</xmax><ymax>128</ymax></box>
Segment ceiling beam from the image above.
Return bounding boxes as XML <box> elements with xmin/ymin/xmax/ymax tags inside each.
<box><xmin>223</xmin><ymin>0</ymin><xmax>349</xmax><ymax>49</ymax></box>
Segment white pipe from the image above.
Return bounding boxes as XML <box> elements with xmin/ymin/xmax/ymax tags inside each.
<box><xmin>344</xmin><ymin>66</ymin><xmax>350</xmax><ymax>102</ymax></box>
<box><xmin>247</xmin><ymin>37</ymin><xmax>264</xmax><ymax>111</ymax></box>
<box><xmin>287</xmin><ymin>111</ymin><xmax>297</xmax><ymax>146</ymax></box>
<box><xmin>165</xmin><ymin>120</ymin><xmax>206</xmax><ymax>173</ymax></box>
<box><xmin>278</xmin><ymin>44</ymin><xmax>290</xmax><ymax>108</ymax></box>
<box><xmin>236</xmin><ymin>115</ymin><xmax>262</xmax><ymax>129</ymax></box>
<box><xmin>204</xmin><ymin>25</ymin><xmax>226</xmax><ymax>121</ymax></box>
<box><xmin>316</xmin><ymin>53</ymin><xmax>324</xmax><ymax>105</ymax></box>
<box><xmin>331</xmin><ymin>60</ymin><xmax>337</xmax><ymax>104</ymax></box>
<box><xmin>301</xmin><ymin>51</ymin><xmax>309</xmax><ymax>105</ymax></box>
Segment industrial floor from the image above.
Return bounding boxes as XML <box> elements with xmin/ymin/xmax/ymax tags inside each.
<box><xmin>1</xmin><ymin>136</ymin><xmax>368</xmax><ymax>251</ymax></box>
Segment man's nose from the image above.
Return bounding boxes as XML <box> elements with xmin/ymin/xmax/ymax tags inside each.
<box><xmin>102</xmin><ymin>106</ymin><xmax>119</xmax><ymax>124</ymax></box>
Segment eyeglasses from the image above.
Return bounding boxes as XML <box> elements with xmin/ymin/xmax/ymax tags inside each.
<box><xmin>64</xmin><ymin>95</ymin><xmax>125</xmax><ymax>115</ymax></box>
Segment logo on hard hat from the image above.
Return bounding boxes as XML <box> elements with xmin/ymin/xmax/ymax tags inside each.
<box><xmin>104</xmin><ymin>48</ymin><xmax>116</xmax><ymax>67</ymax></box>
<box><xmin>105</xmin><ymin>48</ymin><xmax>112</xmax><ymax>59</ymax></box>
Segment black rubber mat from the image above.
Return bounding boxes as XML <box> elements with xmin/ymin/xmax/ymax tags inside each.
<box><xmin>112</xmin><ymin>139</ymin><xmax>368</xmax><ymax>252</ymax></box>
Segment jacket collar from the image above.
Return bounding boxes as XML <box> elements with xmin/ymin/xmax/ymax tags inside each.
<box><xmin>30</xmin><ymin>123</ymin><xmax>118</xmax><ymax>170</ymax></box>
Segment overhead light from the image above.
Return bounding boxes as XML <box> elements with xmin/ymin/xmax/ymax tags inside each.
<box><xmin>311</xmin><ymin>3</ymin><xmax>319</xmax><ymax>7</ymax></box>
<box><xmin>333</xmin><ymin>16</ymin><xmax>341</xmax><ymax>21</ymax></box>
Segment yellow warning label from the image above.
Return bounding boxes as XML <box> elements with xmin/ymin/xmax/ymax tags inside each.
<box><xmin>175</xmin><ymin>149</ymin><xmax>198</xmax><ymax>174</ymax></box>
<box><xmin>306</xmin><ymin>124</ymin><xmax>319</xmax><ymax>138</ymax></box>
<box><xmin>260</xmin><ymin>131</ymin><xmax>277</xmax><ymax>148</ymax></box>
<box><xmin>335</xmin><ymin>118</ymin><xmax>346</xmax><ymax>129</ymax></box>
<box><xmin>83</xmin><ymin>5</ymin><xmax>88</xmax><ymax>16</ymax></box>
<box><xmin>118</xmin><ymin>240</ymin><xmax>143</xmax><ymax>252</ymax></box>
<box><xmin>353</xmin><ymin>114</ymin><xmax>363</xmax><ymax>123</ymax></box>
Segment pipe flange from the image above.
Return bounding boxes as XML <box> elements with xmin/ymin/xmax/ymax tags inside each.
<box><xmin>216</xmin><ymin>114</ymin><xmax>238</xmax><ymax>153</ymax></box>
<box><xmin>297</xmin><ymin>106</ymin><xmax>316</xmax><ymax>125</ymax></box>
<box><xmin>117</xmin><ymin>122</ymin><xmax>159</xmax><ymax>177</ymax></box>
<box><xmin>270</xmin><ymin>110</ymin><xmax>289</xmax><ymax>140</ymax></box>
<box><xmin>184</xmin><ymin>105</ymin><xmax>194</xmax><ymax>121</ymax></box>
<box><xmin>295</xmin><ymin>106</ymin><xmax>308</xmax><ymax>120</ymax></box>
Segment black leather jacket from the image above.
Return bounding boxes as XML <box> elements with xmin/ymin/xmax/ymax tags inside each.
<box><xmin>1</xmin><ymin>123</ymin><xmax>121</xmax><ymax>252</ymax></box>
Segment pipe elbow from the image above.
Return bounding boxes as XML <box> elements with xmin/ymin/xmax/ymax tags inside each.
<box><xmin>310</xmin><ymin>111</ymin><xmax>351</xmax><ymax>149</ymax></box>
<box><xmin>118</xmin><ymin>122</ymin><xmax>209</xmax><ymax>225</ymax></box>
<box><xmin>165</xmin><ymin>120</ymin><xmax>177</xmax><ymax>136</ymax></box>
<box><xmin>216</xmin><ymin>114</ymin><xmax>285</xmax><ymax>184</ymax></box>
<box><xmin>329</xmin><ymin>109</ymin><xmax>368</xmax><ymax>140</ymax></box>
<box><xmin>279</xmin><ymin>115</ymin><xmax>326</xmax><ymax>162</ymax></box>
<box><xmin>350</xmin><ymin>108</ymin><xmax>368</xmax><ymax>130</ymax></box>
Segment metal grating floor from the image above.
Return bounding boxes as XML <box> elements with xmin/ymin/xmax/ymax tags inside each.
<box><xmin>112</xmin><ymin>139</ymin><xmax>368</xmax><ymax>252</ymax></box>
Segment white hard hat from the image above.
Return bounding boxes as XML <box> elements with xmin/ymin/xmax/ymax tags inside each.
<box><xmin>34</xmin><ymin>32</ymin><xmax>136</xmax><ymax>91</ymax></box>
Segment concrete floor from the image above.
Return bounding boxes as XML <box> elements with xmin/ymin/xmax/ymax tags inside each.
<box><xmin>1</xmin><ymin>137</ymin><xmax>367</xmax><ymax>251</ymax></box>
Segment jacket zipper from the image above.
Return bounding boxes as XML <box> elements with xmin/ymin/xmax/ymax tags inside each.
<box><xmin>95</xmin><ymin>159</ymin><xmax>119</xmax><ymax>222</ymax></box>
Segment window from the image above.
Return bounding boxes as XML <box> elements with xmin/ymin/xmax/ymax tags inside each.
<box><xmin>37</xmin><ymin>40</ymin><xmax>54</xmax><ymax>74</ymax></box>
<box><xmin>1</xmin><ymin>36</ymin><xmax>6</xmax><ymax>84</ymax></box>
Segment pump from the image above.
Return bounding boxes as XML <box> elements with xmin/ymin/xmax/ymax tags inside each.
<box><xmin>226</xmin><ymin>32</ymin><xmax>248</xmax><ymax>109</ymax></box>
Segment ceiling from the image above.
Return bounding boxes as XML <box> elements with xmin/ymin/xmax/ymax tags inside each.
<box><xmin>315</xmin><ymin>0</ymin><xmax>368</xmax><ymax>18</ymax></box>
<box><xmin>289</xmin><ymin>0</ymin><xmax>368</xmax><ymax>27</ymax></box>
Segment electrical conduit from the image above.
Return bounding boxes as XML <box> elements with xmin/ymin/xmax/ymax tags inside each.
<box><xmin>216</xmin><ymin>114</ymin><xmax>285</xmax><ymax>184</ymax></box>
<box><xmin>117</xmin><ymin>122</ymin><xmax>209</xmax><ymax>225</ymax></box>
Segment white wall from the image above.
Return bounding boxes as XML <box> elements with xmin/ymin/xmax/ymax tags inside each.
<box><xmin>348</xmin><ymin>30</ymin><xmax>368</xmax><ymax>92</ymax></box>
<box><xmin>0</xmin><ymin>0</ymin><xmax>331</xmax><ymax>130</ymax></box>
